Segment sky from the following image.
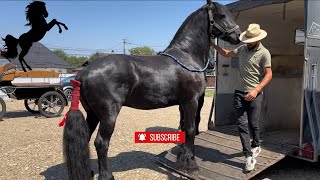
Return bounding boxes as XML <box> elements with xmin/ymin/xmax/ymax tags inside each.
<box><xmin>0</xmin><ymin>0</ymin><xmax>235</xmax><ymax>56</ymax></box>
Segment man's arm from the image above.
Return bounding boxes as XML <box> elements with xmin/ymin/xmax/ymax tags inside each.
<box><xmin>255</xmin><ymin>67</ymin><xmax>272</xmax><ymax>92</ymax></box>
<box><xmin>211</xmin><ymin>43</ymin><xmax>236</xmax><ymax>58</ymax></box>
<box><xmin>245</xmin><ymin>67</ymin><xmax>272</xmax><ymax>101</ymax></box>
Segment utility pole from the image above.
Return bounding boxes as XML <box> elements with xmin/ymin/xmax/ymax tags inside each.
<box><xmin>123</xmin><ymin>38</ymin><xmax>127</xmax><ymax>54</ymax></box>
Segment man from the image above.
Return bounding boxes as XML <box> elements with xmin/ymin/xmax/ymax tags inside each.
<box><xmin>211</xmin><ymin>24</ymin><xmax>272</xmax><ymax>171</ymax></box>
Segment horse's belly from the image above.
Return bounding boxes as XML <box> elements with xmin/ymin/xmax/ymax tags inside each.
<box><xmin>124</xmin><ymin>100</ymin><xmax>178</xmax><ymax>110</ymax></box>
<box><xmin>124</xmin><ymin>86</ymin><xmax>179</xmax><ymax>110</ymax></box>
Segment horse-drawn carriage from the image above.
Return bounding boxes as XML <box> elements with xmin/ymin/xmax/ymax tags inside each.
<box><xmin>0</xmin><ymin>57</ymin><xmax>67</xmax><ymax>118</ymax></box>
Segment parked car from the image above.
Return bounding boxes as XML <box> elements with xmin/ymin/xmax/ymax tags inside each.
<box><xmin>60</xmin><ymin>75</ymin><xmax>76</xmax><ymax>101</ymax></box>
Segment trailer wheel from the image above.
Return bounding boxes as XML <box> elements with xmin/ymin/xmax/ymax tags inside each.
<box><xmin>0</xmin><ymin>97</ymin><xmax>6</xmax><ymax>118</ymax></box>
<box><xmin>24</xmin><ymin>99</ymin><xmax>40</xmax><ymax>113</ymax></box>
<box><xmin>38</xmin><ymin>91</ymin><xmax>66</xmax><ymax>118</ymax></box>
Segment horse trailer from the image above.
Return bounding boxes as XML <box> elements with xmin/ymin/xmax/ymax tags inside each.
<box><xmin>157</xmin><ymin>0</ymin><xmax>320</xmax><ymax>179</ymax></box>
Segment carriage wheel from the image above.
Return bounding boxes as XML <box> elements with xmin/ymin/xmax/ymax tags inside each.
<box><xmin>24</xmin><ymin>99</ymin><xmax>40</xmax><ymax>113</ymax></box>
<box><xmin>38</xmin><ymin>91</ymin><xmax>66</xmax><ymax>118</ymax></box>
<box><xmin>0</xmin><ymin>97</ymin><xmax>6</xmax><ymax>118</ymax></box>
<box><xmin>63</xmin><ymin>88</ymin><xmax>73</xmax><ymax>101</ymax></box>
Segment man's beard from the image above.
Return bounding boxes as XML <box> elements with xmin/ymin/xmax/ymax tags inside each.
<box><xmin>247</xmin><ymin>43</ymin><xmax>258</xmax><ymax>51</ymax></box>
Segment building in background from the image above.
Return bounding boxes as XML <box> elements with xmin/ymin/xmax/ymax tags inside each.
<box><xmin>11</xmin><ymin>42</ymin><xmax>74</xmax><ymax>73</ymax></box>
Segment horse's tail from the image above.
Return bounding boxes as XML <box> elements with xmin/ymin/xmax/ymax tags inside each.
<box><xmin>62</xmin><ymin>79</ymin><xmax>92</xmax><ymax>180</ymax></box>
<box><xmin>1</xmin><ymin>35</ymin><xmax>18</xmax><ymax>59</ymax></box>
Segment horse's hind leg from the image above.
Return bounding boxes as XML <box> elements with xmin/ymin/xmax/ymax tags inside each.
<box><xmin>94</xmin><ymin>102</ymin><xmax>121</xmax><ymax>180</ymax></box>
<box><xmin>19</xmin><ymin>46</ymin><xmax>32</xmax><ymax>72</ymax></box>
<box><xmin>85</xmin><ymin>112</ymin><xmax>100</xmax><ymax>177</ymax></box>
<box><xmin>177</xmin><ymin>99</ymin><xmax>199</xmax><ymax>175</ymax></box>
<box><xmin>87</xmin><ymin>112</ymin><xmax>100</xmax><ymax>138</ymax></box>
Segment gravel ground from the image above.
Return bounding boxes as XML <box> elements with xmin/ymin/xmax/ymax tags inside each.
<box><xmin>0</xmin><ymin>98</ymin><xmax>320</xmax><ymax>180</ymax></box>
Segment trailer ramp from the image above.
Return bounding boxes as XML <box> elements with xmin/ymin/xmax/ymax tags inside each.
<box><xmin>157</xmin><ymin>126</ymin><xmax>297</xmax><ymax>180</ymax></box>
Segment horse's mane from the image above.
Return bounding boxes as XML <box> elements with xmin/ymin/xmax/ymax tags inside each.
<box><xmin>165</xmin><ymin>2</ymin><xmax>234</xmax><ymax>58</ymax></box>
<box><xmin>25</xmin><ymin>1</ymin><xmax>46</xmax><ymax>26</ymax></box>
<box><xmin>165</xmin><ymin>4</ymin><xmax>209</xmax><ymax>57</ymax></box>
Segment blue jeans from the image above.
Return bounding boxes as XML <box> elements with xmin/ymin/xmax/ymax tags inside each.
<box><xmin>234</xmin><ymin>90</ymin><xmax>262</xmax><ymax>157</ymax></box>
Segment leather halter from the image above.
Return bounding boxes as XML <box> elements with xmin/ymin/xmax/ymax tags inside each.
<box><xmin>207</xmin><ymin>2</ymin><xmax>239</xmax><ymax>38</ymax></box>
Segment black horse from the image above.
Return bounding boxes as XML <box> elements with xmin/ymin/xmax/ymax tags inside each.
<box><xmin>63</xmin><ymin>1</ymin><xmax>240</xmax><ymax>179</ymax></box>
<box><xmin>1</xmin><ymin>1</ymin><xmax>68</xmax><ymax>72</ymax></box>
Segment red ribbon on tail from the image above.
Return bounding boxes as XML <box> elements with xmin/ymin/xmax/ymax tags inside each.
<box><xmin>59</xmin><ymin>79</ymin><xmax>81</xmax><ymax>127</ymax></box>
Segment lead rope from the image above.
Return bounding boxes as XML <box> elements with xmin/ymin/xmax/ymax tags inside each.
<box><xmin>158</xmin><ymin>52</ymin><xmax>210</xmax><ymax>72</ymax></box>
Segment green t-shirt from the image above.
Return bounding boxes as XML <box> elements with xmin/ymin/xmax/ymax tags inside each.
<box><xmin>234</xmin><ymin>43</ymin><xmax>271</xmax><ymax>92</ymax></box>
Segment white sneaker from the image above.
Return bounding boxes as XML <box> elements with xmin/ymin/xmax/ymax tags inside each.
<box><xmin>251</xmin><ymin>146</ymin><xmax>261</xmax><ymax>159</ymax></box>
<box><xmin>245</xmin><ymin>156</ymin><xmax>256</xmax><ymax>171</ymax></box>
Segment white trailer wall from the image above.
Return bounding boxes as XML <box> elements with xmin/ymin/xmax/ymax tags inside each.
<box><xmin>215</xmin><ymin>0</ymin><xmax>304</xmax><ymax>135</ymax></box>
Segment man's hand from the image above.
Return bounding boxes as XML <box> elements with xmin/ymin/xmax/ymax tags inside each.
<box><xmin>211</xmin><ymin>43</ymin><xmax>218</xmax><ymax>49</ymax></box>
<box><xmin>210</xmin><ymin>42</ymin><xmax>235</xmax><ymax>58</ymax></box>
<box><xmin>244</xmin><ymin>89</ymin><xmax>259</xmax><ymax>101</ymax></box>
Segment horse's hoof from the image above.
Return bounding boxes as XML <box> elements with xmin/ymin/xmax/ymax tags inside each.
<box><xmin>176</xmin><ymin>148</ymin><xmax>199</xmax><ymax>174</ymax></box>
<box><xmin>188</xmin><ymin>168</ymin><xmax>199</xmax><ymax>178</ymax></box>
<box><xmin>98</xmin><ymin>174</ymin><xmax>114</xmax><ymax>180</ymax></box>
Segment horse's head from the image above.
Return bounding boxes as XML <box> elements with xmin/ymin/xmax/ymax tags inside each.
<box><xmin>206</xmin><ymin>0</ymin><xmax>241</xmax><ymax>45</ymax></box>
<box><xmin>26</xmin><ymin>1</ymin><xmax>48</xmax><ymax>24</ymax></box>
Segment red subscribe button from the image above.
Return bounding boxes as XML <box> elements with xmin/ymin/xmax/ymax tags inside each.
<box><xmin>135</xmin><ymin>132</ymin><xmax>186</xmax><ymax>143</ymax></box>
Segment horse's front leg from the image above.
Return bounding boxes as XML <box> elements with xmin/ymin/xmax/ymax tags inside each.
<box><xmin>47</xmin><ymin>19</ymin><xmax>68</xmax><ymax>33</ymax></box>
<box><xmin>178</xmin><ymin>105</ymin><xmax>184</xmax><ymax>130</ymax></box>
<box><xmin>176</xmin><ymin>99</ymin><xmax>199</xmax><ymax>175</ymax></box>
<box><xmin>57</xmin><ymin>21</ymin><xmax>68</xmax><ymax>30</ymax></box>
<box><xmin>195</xmin><ymin>93</ymin><xmax>205</xmax><ymax>135</ymax></box>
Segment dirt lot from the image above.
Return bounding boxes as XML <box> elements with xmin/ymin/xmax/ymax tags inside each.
<box><xmin>0</xmin><ymin>98</ymin><xmax>320</xmax><ymax>180</ymax></box>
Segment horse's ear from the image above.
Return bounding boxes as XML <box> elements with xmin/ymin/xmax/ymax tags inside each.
<box><xmin>207</xmin><ymin>0</ymin><xmax>212</xmax><ymax>5</ymax></box>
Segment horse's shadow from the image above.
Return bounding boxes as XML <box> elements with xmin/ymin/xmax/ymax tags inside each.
<box><xmin>1</xmin><ymin>111</ymin><xmax>38</xmax><ymax>119</ymax></box>
<box><xmin>40</xmin><ymin>151</ymin><xmax>186</xmax><ymax>180</ymax></box>
<box><xmin>146</xmin><ymin>126</ymin><xmax>179</xmax><ymax>132</ymax></box>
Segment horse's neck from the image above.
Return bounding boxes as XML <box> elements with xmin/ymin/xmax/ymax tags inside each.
<box><xmin>165</xmin><ymin>8</ymin><xmax>210</xmax><ymax>65</ymax></box>
<box><xmin>28</xmin><ymin>16</ymin><xmax>46</xmax><ymax>27</ymax></box>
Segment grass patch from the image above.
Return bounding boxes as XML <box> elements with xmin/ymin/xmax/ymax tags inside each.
<box><xmin>205</xmin><ymin>89</ymin><xmax>215</xmax><ymax>97</ymax></box>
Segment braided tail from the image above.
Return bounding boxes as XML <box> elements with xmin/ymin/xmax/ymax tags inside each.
<box><xmin>62</xmin><ymin>79</ymin><xmax>92</xmax><ymax>180</ymax></box>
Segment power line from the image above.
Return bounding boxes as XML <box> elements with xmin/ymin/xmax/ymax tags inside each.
<box><xmin>127</xmin><ymin>41</ymin><xmax>167</xmax><ymax>48</ymax></box>
<box><xmin>1</xmin><ymin>40</ymin><xmax>168</xmax><ymax>55</ymax></box>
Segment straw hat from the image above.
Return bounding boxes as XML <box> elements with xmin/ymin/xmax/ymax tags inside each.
<box><xmin>239</xmin><ymin>24</ymin><xmax>267</xmax><ymax>43</ymax></box>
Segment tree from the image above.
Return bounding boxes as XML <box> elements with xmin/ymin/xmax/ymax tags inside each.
<box><xmin>53</xmin><ymin>49</ymin><xmax>88</xmax><ymax>68</ymax></box>
<box><xmin>53</xmin><ymin>49</ymin><xmax>69</xmax><ymax>61</ymax></box>
<box><xmin>88</xmin><ymin>52</ymin><xmax>101</xmax><ymax>62</ymax></box>
<box><xmin>129</xmin><ymin>46</ymin><xmax>155</xmax><ymax>55</ymax></box>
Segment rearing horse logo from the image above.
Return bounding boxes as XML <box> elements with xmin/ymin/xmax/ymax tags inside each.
<box><xmin>1</xmin><ymin>1</ymin><xmax>68</xmax><ymax>72</ymax></box>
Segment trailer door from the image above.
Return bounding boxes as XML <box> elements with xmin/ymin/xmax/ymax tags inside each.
<box><xmin>301</xmin><ymin>0</ymin><xmax>320</xmax><ymax>161</ymax></box>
